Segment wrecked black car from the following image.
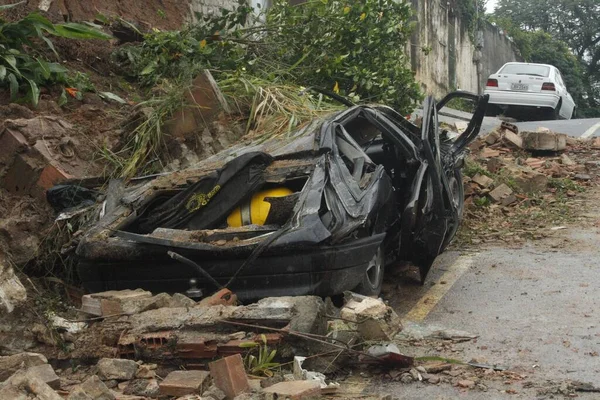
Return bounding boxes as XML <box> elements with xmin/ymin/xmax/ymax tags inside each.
<box><xmin>74</xmin><ymin>91</ymin><xmax>488</xmax><ymax>301</ymax></box>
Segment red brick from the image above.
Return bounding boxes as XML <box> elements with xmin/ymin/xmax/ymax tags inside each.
<box><xmin>159</xmin><ymin>370</ymin><xmax>210</xmax><ymax>397</ymax></box>
<box><xmin>36</xmin><ymin>163</ymin><xmax>72</xmax><ymax>190</ymax></box>
<box><xmin>262</xmin><ymin>381</ymin><xmax>321</xmax><ymax>400</ymax></box>
<box><xmin>209</xmin><ymin>354</ymin><xmax>250</xmax><ymax>399</ymax></box>
<box><xmin>0</xmin><ymin>128</ymin><xmax>28</xmax><ymax>166</ymax></box>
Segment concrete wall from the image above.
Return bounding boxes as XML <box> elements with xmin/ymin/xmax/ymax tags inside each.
<box><xmin>409</xmin><ymin>0</ymin><xmax>522</xmax><ymax>97</ymax></box>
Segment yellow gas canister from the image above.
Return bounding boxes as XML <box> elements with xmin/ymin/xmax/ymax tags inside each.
<box><xmin>227</xmin><ymin>187</ymin><xmax>293</xmax><ymax>227</ymax></box>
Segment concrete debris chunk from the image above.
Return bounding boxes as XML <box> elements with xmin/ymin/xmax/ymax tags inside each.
<box><xmin>340</xmin><ymin>292</ymin><xmax>402</xmax><ymax>340</ymax></box>
<box><xmin>561</xmin><ymin>154</ymin><xmax>576</xmax><ymax>166</ymax></box>
<box><xmin>521</xmin><ymin>130</ymin><xmax>566</xmax><ymax>152</ymax></box>
<box><xmin>0</xmin><ymin>369</ymin><xmax>62</xmax><ymax>400</ymax></box>
<box><xmin>488</xmin><ymin>184</ymin><xmax>513</xmax><ymax>204</ymax></box>
<box><xmin>501</xmin><ymin>130</ymin><xmax>523</xmax><ymax>148</ymax></box>
<box><xmin>82</xmin><ymin>289</ymin><xmax>153</xmax><ymax>317</ymax></box>
<box><xmin>262</xmin><ymin>380</ymin><xmax>322</xmax><ymax>400</ymax></box>
<box><xmin>209</xmin><ymin>354</ymin><xmax>250</xmax><ymax>399</ymax></box>
<box><xmin>0</xmin><ymin>351</ymin><xmax>48</xmax><ymax>381</ymax></box>
<box><xmin>0</xmin><ymin>256</ymin><xmax>27</xmax><ymax>315</ymax></box>
<box><xmin>134</xmin><ymin>363</ymin><xmax>157</xmax><ymax>379</ymax></box>
<box><xmin>124</xmin><ymin>378</ymin><xmax>160</xmax><ymax>397</ymax></box>
<box><xmin>471</xmin><ymin>173</ymin><xmax>494</xmax><ymax>188</ymax></box>
<box><xmin>79</xmin><ymin>375</ymin><xmax>115</xmax><ymax>400</ymax></box>
<box><xmin>159</xmin><ymin>370</ymin><xmax>210</xmax><ymax>397</ymax></box>
<box><xmin>26</xmin><ymin>363</ymin><xmax>61</xmax><ymax>389</ymax></box>
<box><xmin>96</xmin><ymin>358</ymin><xmax>138</xmax><ymax>381</ymax></box>
<box><xmin>67</xmin><ymin>386</ymin><xmax>94</xmax><ymax>400</ymax></box>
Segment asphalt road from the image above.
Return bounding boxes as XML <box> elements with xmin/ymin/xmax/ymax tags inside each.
<box><xmin>415</xmin><ymin>107</ymin><xmax>600</xmax><ymax>137</ymax></box>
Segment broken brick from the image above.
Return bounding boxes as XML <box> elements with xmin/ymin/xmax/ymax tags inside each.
<box><xmin>159</xmin><ymin>370</ymin><xmax>210</xmax><ymax>397</ymax></box>
<box><xmin>262</xmin><ymin>380</ymin><xmax>321</xmax><ymax>400</ymax></box>
<box><xmin>501</xmin><ymin>130</ymin><xmax>522</xmax><ymax>148</ymax></box>
<box><xmin>209</xmin><ymin>354</ymin><xmax>250</xmax><ymax>399</ymax></box>
<box><xmin>197</xmin><ymin>288</ymin><xmax>237</xmax><ymax>307</ymax></box>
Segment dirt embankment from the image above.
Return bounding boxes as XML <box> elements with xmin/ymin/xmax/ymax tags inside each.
<box><xmin>0</xmin><ymin>0</ymin><xmax>189</xmax><ymax>30</ymax></box>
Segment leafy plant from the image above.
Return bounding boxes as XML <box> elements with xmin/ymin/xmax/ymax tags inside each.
<box><xmin>113</xmin><ymin>0</ymin><xmax>421</xmax><ymax>113</ymax></box>
<box><xmin>240</xmin><ymin>334</ymin><xmax>280</xmax><ymax>377</ymax></box>
<box><xmin>0</xmin><ymin>4</ymin><xmax>112</xmax><ymax>106</ymax></box>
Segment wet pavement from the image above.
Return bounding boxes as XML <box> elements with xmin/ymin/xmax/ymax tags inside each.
<box><xmin>370</xmin><ymin>190</ymin><xmax>600</xmax><ymax>398</ymax></box>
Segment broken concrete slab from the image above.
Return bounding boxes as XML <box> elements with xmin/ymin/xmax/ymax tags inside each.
<box><xmin>561</xmin><ymin>154</ymin><xmax>576</xmax><ymax>166</ymax></box>
<box><xmin>521</xmin><ymin>131</ymin><xmax>567</xmax><ymax>152</ymax></box>
<box><xmin>0</xmin><ymin>256</ymin><xmax>27</xmax><ymax>315</ymax></box>
<box><xmin>262</xmin><ymin>380</ymin><xmax>321</xmax><ymax>400</ymax></box>
<box><xmin>209</xmin><ymin>354</ymin><xmax>250</xmax><ymax>400</ymax></box>
<box><xmin>96</xmin><ymin>358</ymin><xmax>138</xmax><ymax>381</ymax></box>
<box><xmin>82</xmin><ymin>289</ymin><xmax>153</xmax><ymax>316</ymax></box>
<box><xmin>159</xmin><ymin>370</ymin><xmax>210</xmax><ymax>397</ymax></box>
<box><xmin>0</xmin><ymin>351</ymin><xmax>48</xmax><ymax>381</ymax></box>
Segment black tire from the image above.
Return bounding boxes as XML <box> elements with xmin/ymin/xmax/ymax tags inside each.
<box><xmin>354</xmin><ymin>246</ymin><xmax>384</xmax><ymax>296</ymax></box>
<box><xmin>548</xmin><ymin>100</ymin><xmax>562</xmax><ymax>120</ymax></box>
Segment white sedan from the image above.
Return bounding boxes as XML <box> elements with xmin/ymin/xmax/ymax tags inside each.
<box><xmin>484</xmin><ymin>62</ymin><xmax>576</xmax><ymax>120</ymax></box>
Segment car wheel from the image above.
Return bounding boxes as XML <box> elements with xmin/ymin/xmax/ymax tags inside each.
<box><xmin>448</xmin><ymin>168</ymin><xmax>464</xmax><ymax>220</ymax></box>
<box><xmin>548</xmin><ymin>100</ymin><xmax>562</xmax><ymax>120</ymax></box>
<box><xmin>354</xmin><ymin>246</ymin><xmax>384</xmax><ymax>296</ymax></box>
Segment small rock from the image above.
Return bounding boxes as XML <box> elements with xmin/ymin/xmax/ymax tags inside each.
<box><xmin>472</xmin><ymin>173</ymin><xmax>494</xmax><ymax>188</ymax></box>
<box><xmin>135</xmin><ymin>364</ymin><xmax>157</xmax><ymax>379</ymax></box>
<box><xmin>97</xmin><ymin>358</ymin><xmax>138</xmax><ymax>381</ymax></box>
<box><xmin>104</xmin><ymin>380</ymin><xmax>118</xmax><ymax>389</ymax></box>
<box><xmin>428</xmin><ymin>375</ymin><xmax>441</xmax><ymax>384</ymax></box>
<box><xmin>561</xmin><ymin>154</ymin><xmax>576</xmax><ymax>166</ymax></box>
<box><xmin>262</xmin><ymin>380</ymin><xmax>321</xmax><ymax>400</ymax></box>
<box><xmin>574</xmin><ymin>173</ymin><xmax>592</xmax><ymax>181</ymax></box>
<box><xmin>409</xmin><ymin>368</ymin><xmax>420</xmax><ymax>381</ymax></box>
<box><xmin>124</xmin><ymin>378</ymin><xmax>160</xmax><ymax>397</ymax></box>
<box><xmin>203</xmin><ymin>385</ymin><xmax>227</xmax><ymax>400</ymax></box>
<box><xmin>80</xmin><ymin>375</ymin><xmax>116</xmax><ymax>400</ymax></box>
<box><xmin>27</xmin><ymin>363</ymin><xmax>60</xmax><ymax>389</ymax></box>
<box><xmin>416</xmin><ymin>366</ymin><xmax>427</xmax><ymax>374</ymax></box>
<box><xmin>68</xmin><ymin>387</ymin><xmax>94</xmax><ymax>400</ymax></box>
<box><xmin>477</xmin><ymin>383</ymin><xmax>488</xmax><ymax>391</ymax></box>
<box><xmin>457</xmin><ymin>379</ymin><xmax>475</xmax><ymax>388</ymax></box>
<box><xmin>488</xmin><ymin>184</ymin><xmax>513</xmax><ymax>203</ymax></box>
<box><xmin>399</xmin><ymin>373</ymin><xmax>413</xmax><ymax>384</ymax></box>
<box><xmin>169</xmin><ymin>293</ymin><xmax>196</xmax><ymax>307</ymax></box>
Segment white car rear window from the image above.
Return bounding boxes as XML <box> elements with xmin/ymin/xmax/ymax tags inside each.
<box><xmin>499</xmin><ymin>64</ymin><xmax>550</xmax><ymax>77</ymax></box>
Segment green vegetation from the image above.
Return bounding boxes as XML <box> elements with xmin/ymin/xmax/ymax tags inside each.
<box><xmin>241</xmin><ymin>334</ymin><xmax>280</xmax><ymax>377</ymax></box>
<box><xmin>492</xmin><ymin>0</ymin><xmax>600</xmax><ymax>117</ymax></box>
<box><xmin>114</xmin><ymin>0</ymin><xmax>420</xmax><ymax>112</ymax></box>
<box><xmin>106</xmin><ymin>0</ymin><xmax>420</xmax><ymax>177</ymax></box>
<box><xmin>0</xmin><ymin>4</ymin><xmax>112</xmax><ymax>106</ymax></box>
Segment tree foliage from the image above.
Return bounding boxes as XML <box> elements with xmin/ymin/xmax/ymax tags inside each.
<box><xmin>114</xmin><ymin>0</ymin><xmax>421</xmax><ymax>113</ymax></box>
<box><xmin>493</xmin><ymin>0</ymin><xmax>600</xmax><ymax>116</ymax></box>
<box><xmin>0</xmin><ymin>3</ymin><xmax>112</xmax><ymax>106</ymax></box>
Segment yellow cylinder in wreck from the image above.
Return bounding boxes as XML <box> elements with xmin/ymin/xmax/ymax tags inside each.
<box><xmin>227</xmin><ymin>187</ymin><xmax>293</xmax><ymax>227</ymax></box>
